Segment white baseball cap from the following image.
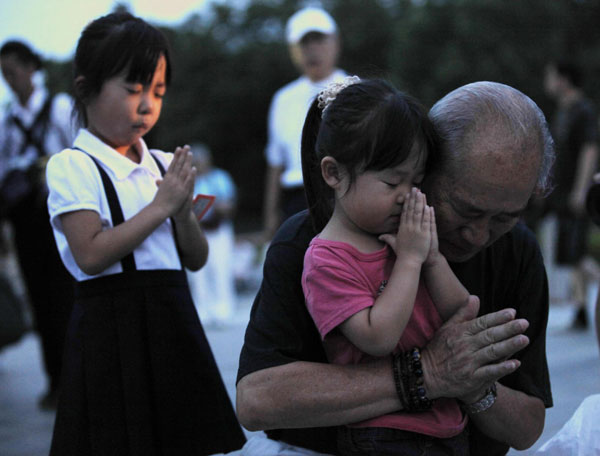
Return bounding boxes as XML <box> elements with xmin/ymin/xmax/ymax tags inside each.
<box><xmin>285</xmin><ymin>7</ymin><xmax>337</xmax><ymax>44</ymax></box>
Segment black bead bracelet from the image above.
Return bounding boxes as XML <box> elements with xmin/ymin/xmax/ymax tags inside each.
<box><xmin>406</xmin><ymin>347</ymin><xmax>432</xmax><ymax>411</ymax></box>
<box><xmin>392</xmin><ymin>347</ymin><xmax>433</xmax><ymax>413</ymax></box>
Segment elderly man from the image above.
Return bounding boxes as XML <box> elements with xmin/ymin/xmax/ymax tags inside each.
<box><xmin>262</xmin><ymin>6</ymin><xmax>347</xmax><ymax>240</ymax></box>
<box><xmin>237</xmin><ymin>81</ymin><xmax>554</xmax><ymax>456</ymax></box>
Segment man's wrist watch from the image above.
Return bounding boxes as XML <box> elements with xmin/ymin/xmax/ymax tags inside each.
<box><xmin>460</xmin><ymin>383</ymin><xmax>497</xmax><ymax>414</ymax></box>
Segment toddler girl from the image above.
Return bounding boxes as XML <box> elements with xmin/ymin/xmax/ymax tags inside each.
<box><xmin>301</xmin><ymin>77</ymin><xmax>470</xmax><ymax>454</ymax></box>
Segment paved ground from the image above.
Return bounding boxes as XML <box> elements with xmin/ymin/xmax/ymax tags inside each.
<box><xmin>1</xmin><ymin>255</ymin><xmax>599</xmax><ymax>455</ymax></box>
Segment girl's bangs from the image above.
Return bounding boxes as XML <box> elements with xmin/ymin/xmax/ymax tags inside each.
<box><xmin>125</xmin><ymin>48</ymin><xmax>164</xmax><ymax>85</ymax></box>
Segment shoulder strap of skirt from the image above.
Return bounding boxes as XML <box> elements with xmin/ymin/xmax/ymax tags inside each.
<box><xmin>72</xmin><ymin>147</ymin><xmax>136</xmax><ymax>272</ymax></box>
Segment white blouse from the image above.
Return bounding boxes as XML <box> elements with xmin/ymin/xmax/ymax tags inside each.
<box><xmin>46</xmin><ymin>129</ymin><xmax>181</xmax><ymax>281</ymax></box>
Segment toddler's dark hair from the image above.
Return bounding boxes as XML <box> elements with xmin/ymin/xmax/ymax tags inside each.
<box><xmin>72</xmin><ymin>12</ymin><xmax>172</xmax><ymax>126</ymax></box>
<box><xmin>301</xmin><ymin>78</ymin><xmax>437</xmax><ymax>232</ymax></box>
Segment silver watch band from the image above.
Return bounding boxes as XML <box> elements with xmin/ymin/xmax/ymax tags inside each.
<box><xmin>460</xmin><ymin>383</ymin><xmax>497</xmax><ymax>414</ymax></box>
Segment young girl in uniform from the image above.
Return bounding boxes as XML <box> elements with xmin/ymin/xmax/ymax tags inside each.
<box><xmin>46</xmin><ymin>12</ymin><xmax>245</xmax><ymax>456</ymax></box>
<box><xmin>301</xmin><ymin>77</ymin><xmax>471</xmax><ymax>454</ymax></box>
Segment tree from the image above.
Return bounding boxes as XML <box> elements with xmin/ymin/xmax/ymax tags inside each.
<box><xmin>42</xmin><ymin>0</ymin><xmax>600</xmax><ymax>231</ymax></box>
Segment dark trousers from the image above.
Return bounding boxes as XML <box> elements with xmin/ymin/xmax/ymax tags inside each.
<box><xmin>337</xmin><ymin>426</ymin><xmax>470</xmax><ymax>456</ymax></box>
<box><xmin>556</xmin><ymin>214</ymin><xmax>589</xmax><ymax>265</ymax></box>
<box><xmin>9</xmin><ymin>190</ymin><xmax>74</xmax><ymax>392</ymax></box>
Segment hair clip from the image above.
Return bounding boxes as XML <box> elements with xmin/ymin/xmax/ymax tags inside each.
<box><xmin>317</xmin><ymin>75</ymin><xmax>361</xmax><ymax>113</ymax></box>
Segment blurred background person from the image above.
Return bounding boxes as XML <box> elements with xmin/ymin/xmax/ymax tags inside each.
<box><xmin>186</xmin><ymin>143</ymin><xmax>238</xmax><ymax>327</ymax></box>
<box><xmin>262</xmin><ymin>6</ymin><xmax>347</xmax><ymax>241</ymax></box>
<box><xmin>543</xmin><ymin>59</ymin><xmax>599</xmax><ymax>330</ymax></box>
<box><xmin>585</xmin><ymin>172</ymin><xmax>600</xmax><ymax>353</ymax></box>
<box><xmin>0</xmin><ymin>40</ymin><xmax>74</xmax><ymax>409</ymax></box>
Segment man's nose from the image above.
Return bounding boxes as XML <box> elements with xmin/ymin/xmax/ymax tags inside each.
<box><xmin>460</xmin><ymin>218</ymin><xmax>491</xmax><ymax>248</ymax></box>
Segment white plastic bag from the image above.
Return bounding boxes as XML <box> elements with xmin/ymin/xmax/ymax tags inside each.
<box><xmin>534</xmin><ymin>394</ymin><xmax>600</xmax><ymax>455</ymax></box>
<box><xmin>240</xmin><ymin>434</ymin><xmax>333</xmax><ymax>456</ymax></box>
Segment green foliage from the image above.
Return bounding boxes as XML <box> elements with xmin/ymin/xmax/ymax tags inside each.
<box><xmin>43</xmin><ymin>59</ymin><xmax>72</xmax><ymax>98</ymax></box>
<box><xmin>150</xmin><ymin>3</ymin><xmax>299</xmax><ymax>221</ymax></box>
<box><xmin>41</xmin><ymin>0</ymin><xmax>600</xmax><ymax>231</ymax></box>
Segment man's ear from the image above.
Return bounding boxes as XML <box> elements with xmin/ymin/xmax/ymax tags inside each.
<box><xmin>321</xmin><ymin>156</ymin><xmax>345</xmax><ymax>189</ymax></box>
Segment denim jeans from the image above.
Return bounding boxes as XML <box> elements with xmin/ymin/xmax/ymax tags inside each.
<box><xmin>337</xmin><ymin>426</ymin><xmax>470</xmax><ymax>456</ymax></box>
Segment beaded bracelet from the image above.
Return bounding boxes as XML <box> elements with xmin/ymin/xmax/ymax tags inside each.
<box><xmin>405</xmin><ymin>347</ymin><xmax>433</xmax><ymax>412</ymax></box>
<box><xmin>391</xmin><ymin>353</ymin><xmax>408</xmax><ymax>409</ymax></box>
<box><xmin>391</xmin><ymin>347</ymin><xmax>433</xmax><ymax>412</ymax></box>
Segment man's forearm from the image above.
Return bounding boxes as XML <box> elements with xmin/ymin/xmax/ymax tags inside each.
<box><xmin>467</xmin><ymin>383</ymin><xmax>545</xmax><ymax>451</ymax></box>
<box><xmin>236</xmin><ymin>360</ymin><xmax>401</xmax><ymax>431</ymax></box>
<box><xmin>237</xmin><ymin>300</ymin><xmax>535</xmax><ymax>440</ymax></box>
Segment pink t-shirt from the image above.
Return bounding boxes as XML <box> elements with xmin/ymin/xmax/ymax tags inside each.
<box><xmin>302</xmin><ymin>237</ymin><xmax>466</xmax><ymax>438</ymax></box>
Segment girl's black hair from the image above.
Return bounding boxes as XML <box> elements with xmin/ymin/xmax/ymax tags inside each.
<box><xmin>72</xmin><ymin>12</ymin><xmax>172</xmax><ymax>126</ymax></box>
<box><xmin>301</xmin><ymin>78</ymin><xmax>437</xmax><ymax>233</ymax></box>
<box><xmin>0</xmin><ymin>40</ymin><xmax>42</xmax><ymax>70</ymax></box>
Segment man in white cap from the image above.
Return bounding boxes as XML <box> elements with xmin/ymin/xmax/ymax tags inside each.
<box><xmin>262</xmin><ymin>6</ymin><xmax>347</xmax><ymax>241</ymax></box>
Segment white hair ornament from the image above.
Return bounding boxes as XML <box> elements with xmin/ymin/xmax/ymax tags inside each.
<box><xmin>317</xmin><ymin>75</ymin><xmax>361</xmax><ymax>114</ymax></box>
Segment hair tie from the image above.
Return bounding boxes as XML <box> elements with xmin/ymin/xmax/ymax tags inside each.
<box><xmin>317</xmin><ymin>75</ymin><xmax>361</xmax><ymax>114</ymax></box>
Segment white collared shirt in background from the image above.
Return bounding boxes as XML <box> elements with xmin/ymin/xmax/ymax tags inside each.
<box><xmin>265</xmin><ymin>69</ymin><xmax>346</xmax><ymax>189</ymax></box>
<box><xmin>0</xmin><ymin>85</ymin><xmax>74</xmax><ymax>181</ymax></box>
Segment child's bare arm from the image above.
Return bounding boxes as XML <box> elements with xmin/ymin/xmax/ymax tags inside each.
<box><xmin>167</xmin><ymin>146</ymin><xmax>208</xmax><ymax>270</ymax></box>
<box><xmin>172</xmin><ymin>204</ymin><xmax>208</xmax><ymax>271</ymax></box>
<box><xmin>60</xmin><ymin>147</ymin><xmax>201</xmax><ymax>275</ymax></box>
<box><xmin>340</xmin><ymin>189</ymin><xmax>430</xmax><ymax>356</ymax></box>
<box><xmin>339</xmin><ymin>258</ymin><xmax>422</xmax><ymax>357</ymax></box>
<box><xmin>60</xmin><ymin>205</ymin><xmax>173</xmax><ymax>275</ymax></box>
<box><xmin>422</xmin><ymin>208</ymin><xmax>469</xmax><ymax>320</ymax></box>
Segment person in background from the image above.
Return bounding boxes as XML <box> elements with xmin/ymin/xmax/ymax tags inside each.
<box><xmin>597</xmin><ymin>272</ymin><xmax>600</xmax><ymax>352</ymax></box>
<box><xmin>262</xmin><ymin>6</ymin><xmax>347</xmax><ymax>240</ymax></box>
<box><xmin>543</xmin><ymin>59</ymin><xmax>599</xmax><ymax>329</ymax></box>
<box><xmin>186</xmin><ymin>143</ymin><xmax>237</xmax><ymax>327</ymax></box>
<box><xmin>586</xmin><ymin>171</ymin><xmax>600</xmax><ymax>353</ymax></box>
<box><xmin>0</xmin><ymin>39</ymin><xmax>75</xmax><ymax>410</ymax></box>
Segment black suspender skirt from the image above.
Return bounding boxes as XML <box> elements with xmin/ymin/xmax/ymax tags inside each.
<box><xmin>49</xmin><ymin>150</ymin><xmax>246</xmax><ymax>456</ymax></box>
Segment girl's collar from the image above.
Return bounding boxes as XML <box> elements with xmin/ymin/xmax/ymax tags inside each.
<box><xmin>75</xmin><ymin>130</ymin><xmax>158</xmax><ymax>180</ymax></box>
<box><xmin>123</xmin><ymin>142</ymin><xmax>143</xmax><ymax>164</ymax></box>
